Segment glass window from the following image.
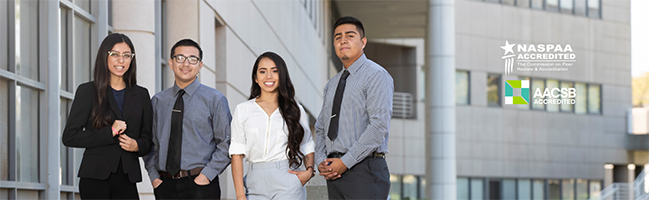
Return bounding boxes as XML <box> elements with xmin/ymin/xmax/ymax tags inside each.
<box><xmin>546</xmin><ymin>79</ymin><xmax>560</xmax><ymax>112</ymax></box>
<box><xmin>74</xmin><ymin>0</ymin><xmax>90</xmax><ymax>13</ymax></box>
<box><xmin>485</xmin><ymin>0</ymin><xmax>500</xmax><ymax>3</ymax></box>
<box><xmin>548</xmin><ymin>179</ymin><xmax>561</xmax><ymax>200</ymax></box>
<box><xmin>73</xmin><ymin>147</ymin><xmax>83</xmax><ymax>186</ymax></box>
<box><xmin>502</xmin><ymin>179</ymin><xmax>516</xmax><ymax>200</ymax></box>
<box><xmin>562</xmin><ymin>179</ymin><xmax>575</xmax><ymax>200</ymax></box>
<box><xmin>471</xmin><ymin>178</ymin><xmax>484</xmax><ymax>200</ymax></box>
<box><xmin>561</xmin><ymin>0</ymin><xmax>574</xmax><ymax>14</ymax></box>
<box><xmin>458</xmin><ymin>177</ymin><xmax>469</xmax><ymax>200</ymax></box>
<box><xmin>74</xmin><ymin>16</ymin><xmax>91</xmax><ymax>85</ymax></box>
<box><xmin>108</xmin><ymin>0</ymin><xmax>113</xmax><ymax>26</ymax></box>
<box><xmin>403</xmin><ymin>175</ymin><xmax>418</xmax><ymax>199</ymax></box>
<box><xmin>518</xmin><ymin>179</ymin><xmax>532</xmax><ymax>199</ymax></box>
<box><xmin>488</xmin><ymin>179</ymin><xmax>501</xmax><ymax>199</ymax></box>
<box><xmin>517</xmin><ymin>0</ymin><xmax>530</xmax><ymax>8</ymax></box>
<box><xmin>589</xmin><ymin>180</ymin><xmax>601</xmax><ymax>199</ymax></box>
<box><xmin>0</xmin><ymin>80</ymin><xmax>8</xmax><ymax>180</ymax></box>
<box><xmin>456</xmin><ymin>70</ymin><xmax>470</xmax><ymax>105</ymax></box>
<box><xmin>390</xmin><ymin>175</ymin><xmax>402</xmax><ymax>200</ymax></box>
<box><xmin>17</xmin><ymin>190</ymin><xmax>38</xmax><ymax>199</ymax></box>
<box><xmin>561</xmin><ymin>81</ymin><xmax>574</xmax><ymax>112</ymax></box>
<box><xmin>60</xmin><ymin>99</ymin><xmax>70</xmax><ymax>185</ymax></box>
<box><xmin>531</xmin><ymin>0</ymin><xmax>544</xmax><ymax>9</ymax></box>
<box><xmin>487</xmin><ymin>74</ymin><xmax>501</xmax><ymax>107</ymax></box>
<box><xmin>16</xmin><ymin>85</ymin><xmax>39</xmax><ymax>182</ymax></box>
<box><xmin>502</xmin><ymin>0</ymin><xmax>516</xmax><ymax>5</ymax></box>
<box><xmin>533</xmin><ymin>179</ymin><xmax>545</xmax><ymax>200</ymax></box>
<box><xmin>587</xmin><ymin>0</ymin><xmax>600</xmax><ymax>18</ymax></box>
<box><xmin>575</xmin><ymin>0</ymin><xmax>587</xmax><ymax>16</ymax></box>
<box><xmin>16</xmin><ymin>0</ymin><xmax>40</xmax><ymax>81</ymax></box>
<box><xmin>532</xmin><ymin>78</ymin><xmax>546</xmax><ymax>110</ymax></box>
<box><xmin>588</xmin><ymin>84</ymin><xmax>601</xmax><ymax>114</ymax></box>
<box><xmin>576</xmin><ymin>179</ymin><xmax>588</xmax><ymax>200</ymax></box>
<box><xmin>575</xmin><ymin>82</ymin><xmax>587</xmax><ymax>114</ymax></box>
<box><xmin>547</xmin><ymin>0</ymin><xmax>560</xmax><ymax>12</ymax></box>
<box><xmin>420</xmin><ymin>177</ymin><xmax>426</xmax><ymax>199</ymax></box>
<box><xmin>60</xmin><ymin>8</ymin><xmax>70</xmax><ymax>92</ymax></box>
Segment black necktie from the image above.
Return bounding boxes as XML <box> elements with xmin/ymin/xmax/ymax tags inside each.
<box><xmin>166</xmin><ymin>89</ymin><xmax>185</xmax><ymax>175</ymax></box>
<box><xmin>328</xmin><ymin>70</ymin><xmax>350</xmax><ymax>141</ymax></box>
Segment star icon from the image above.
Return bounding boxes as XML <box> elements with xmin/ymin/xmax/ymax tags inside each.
<box><xmin>501</xmin><ymin>40</ymin><xmax>515</xmax><ymax>55</ymax></box>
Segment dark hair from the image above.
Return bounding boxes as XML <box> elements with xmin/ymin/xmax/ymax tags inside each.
<box><xmin>249</xmin><ymin>52</ymin><xmax>305</xmax><ymax>169</ymax></box>
<box><xmin>91</xmin><ymin>33</ymin><xmax>137</xmax><ymax>129</ymax></box>
<box><xmin>170</xmin><ymin>39</ymin><xmax>203</xmax><ymax>60</ymax></box>
<box><xmin>333</xmin><ymin>16</ymin><xmax>365</xmax><ymax>38</ymax></box>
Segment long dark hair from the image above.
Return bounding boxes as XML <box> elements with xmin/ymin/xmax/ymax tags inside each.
<box><xmin>91</xmin><ymin>33</ymin><xmax>137</xmax><ymax>129</ymax></box>
<box><xmin>249</xmin><ymin>52</ymin><xmax>305</xmax><ymax>169</ymax></box>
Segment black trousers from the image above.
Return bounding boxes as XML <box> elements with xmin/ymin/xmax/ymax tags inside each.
<box><xmin>154</xmin><ymin>174</ymin><xmax>220</xmax><ymax>199</ymax></box>
<box><xmin>79</xmin><ymin>160</ymin><xmax>139</xmax><ymax>199</ymax></box>
<box><xmin>326</xmin><ymin>157</ymin><xmax>390</xmax><ymax>200</ymax></box>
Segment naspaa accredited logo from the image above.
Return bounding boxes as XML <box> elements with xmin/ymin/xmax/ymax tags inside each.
<box><xmin>501</xmin><ymin>40</ymin><xmax>577</xmax><ymax>75</ymax></box>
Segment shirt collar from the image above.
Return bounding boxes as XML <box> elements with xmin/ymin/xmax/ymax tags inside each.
<box><xmin>345</xmin><ymin>53</ymin><xmax>367</xmax><ymax>75</ymax></box>
<box><xmin>173</xmin><ymin>77</ymin><xmax>200</xmax><ymax>97</ymax></box>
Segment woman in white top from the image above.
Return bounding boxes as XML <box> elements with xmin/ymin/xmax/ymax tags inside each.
<box><xmin>230</xmin><ymin>52</ymin><xmax>315</xmax><ymax>200</ymax></box>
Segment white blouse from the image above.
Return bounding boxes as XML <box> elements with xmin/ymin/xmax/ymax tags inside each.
<box><xmin>229</xmin><ymin>99</ymin><xmax>315</xmax><ymax>163</ymax></box>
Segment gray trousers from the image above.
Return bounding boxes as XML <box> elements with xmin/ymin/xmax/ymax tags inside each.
<box><xmin>326</xmin><ymin>157</ymin><xmax>390</xmax><ymax>200</ymax></box>
<box><xmin>245</xmin><ymin>160</ymin><xmax>306</xmax><ymax>200</ymax></box>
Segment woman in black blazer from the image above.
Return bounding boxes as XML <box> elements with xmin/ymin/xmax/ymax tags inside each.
<box><xmin>62</xmin><ymin>33</ymin><xmax>153</xmax><ymax>199</ymax></box>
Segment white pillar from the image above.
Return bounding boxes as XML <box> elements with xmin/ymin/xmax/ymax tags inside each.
<box><xmin>629</xmin><ymin>164</ymin><xmax>636</xmax><ymax>200</ymax></box>
<box><xmin>112</xmin><ymin>0</ymin><xmax>156</xmax><ymax>96</ymax></box>
<box><xmin>605</xmin><ymin>164</ymin><xmax>614</xmax><ymax>187</ymax></box>
<box><xmin>45</xmin><ymin>0</ymin><xmax>60</xmax><ymax>199</ymax></box>
<box><xmin>425</xmin><ymin>0</ymin><xmax>456</xmax><ymax>199</ymax></box>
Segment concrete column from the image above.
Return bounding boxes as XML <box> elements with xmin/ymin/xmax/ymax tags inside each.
<box><xmin>112</xmin><ymin>1</ymin><xmax>156</xmax><ymax>198</ymax></box>
<box><xmin>112</xmin><ymin>0</ymin><xmax>156</xmax><ymax>96</ymax></box>
<box><xmin>605</xmin><ymin>164</ymin><xmax>614</xmax><ymax>187</ymax></box>
<box><xmin>629</xmin><ymin>164</ymin><xmax>636</xmax><ymax>200</ymax></box>
<box><xmin>45</xmin><ymin>0</ymin><xmax>60</xmax><ymax>199</ymax></box>
<box><xmin>425</xmin><ymin>0</ymin><xmax>456</xmax><ymax>199</ymax></box>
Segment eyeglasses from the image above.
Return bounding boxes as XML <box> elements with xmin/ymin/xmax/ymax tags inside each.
<box><xmin>172</xmin><ymin>55</ymin><xmax>201</xmax><ymax>65</ymax></box>
<box><xmin>108</xmin><ymin>51</ymin><xmax>135</xmax><ymax>61</ymax></box>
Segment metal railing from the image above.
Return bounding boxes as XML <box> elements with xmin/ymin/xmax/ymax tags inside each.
<box><xmin>393</xmin><ymin>92</ymin><xmax>414</xmax><ymax>119</ymax></box>
<box><xmin>591</xmin><ymin>183</ymin><xmax>629</xmax><ymax>200</ymax></box>
<box><xmin>634</xmin><ymin>165</ymin><xmax>649</xmax><ymax>200</ymax></box>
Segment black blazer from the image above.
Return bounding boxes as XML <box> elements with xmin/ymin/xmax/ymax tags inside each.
<box><xmin>62</xmin><ymin>82</ymin><xmax>153</xmax><ymax>183</ymax></box>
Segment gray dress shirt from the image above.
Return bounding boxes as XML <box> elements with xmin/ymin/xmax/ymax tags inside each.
<box><xmin>145</xmin><ymin>78</ymin><xmax>232</xmax><ymax>182</ymax></box>
<box><xmin>315</xmin><ymin>54</ymin><xmax>394</xmax><ymax>169</ymax></box>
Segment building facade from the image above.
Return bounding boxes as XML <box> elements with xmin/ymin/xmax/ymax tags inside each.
<box><xmin>0</xmin><ymin>0</ymin><xmax>635</xmax><ymax>200</ymax></box>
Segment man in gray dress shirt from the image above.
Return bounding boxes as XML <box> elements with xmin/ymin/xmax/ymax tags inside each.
<box><xmin>315</xmin><ymin>16</ymin><xmax>394</xmax><ymax>199</ymax></box>
<box><xmin>144</xmin><ymin>39</ymin><xmax>231</xmax><ymax>199</ymax></box>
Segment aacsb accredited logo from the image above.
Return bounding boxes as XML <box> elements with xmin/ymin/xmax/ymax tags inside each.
<box><xmin>501</xmin><ymin>40</ymin><xmax>577</xmax><ymax>75</ymax></box>
<box><xmin>505</xmin><ymin>80</ymin><xmax>530</xmax><ymax>105</ymax></box>
<box><xmin>505</xmin><ymin>80</ymin><xmax>577</xmax><ymax>105</ymax></box>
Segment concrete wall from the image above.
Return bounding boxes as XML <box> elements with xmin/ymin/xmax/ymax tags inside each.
<box><xmin>454</xmin><ymin>0</ymin><xmax>631</xmax><ymax>180</ymax></box>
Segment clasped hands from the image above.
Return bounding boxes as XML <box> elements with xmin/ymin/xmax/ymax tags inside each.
<box><xmin>318</xmin><ymin>158</ymin><xmax>347</xmax><ymax>180</ymax></box>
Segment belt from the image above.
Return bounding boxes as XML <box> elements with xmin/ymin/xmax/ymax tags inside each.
<box><xmin>159</xmin><ymin>167</ymin><xmax>203</xmax><ymax>179</ymax></box>
<box><xmin>327</xmin><ymin>152</ymin><xmax>385</xmax><ymax>159</ymax></box>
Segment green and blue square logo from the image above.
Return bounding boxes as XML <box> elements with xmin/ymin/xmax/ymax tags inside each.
<box><xmin>505</xmin><ymin>80</ymin><xmax>529</xmax><ymax>105</ymax></box>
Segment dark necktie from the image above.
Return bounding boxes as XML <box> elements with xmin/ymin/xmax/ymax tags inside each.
<box><xmin>166</xmin><ymin>89</ymin><xmax>185</xmax><ymax>175</ymax></box>
<box><xmin>328</xmin><ymin>70</ymin><xmax>350</xmax><ymax>141</ymax></box>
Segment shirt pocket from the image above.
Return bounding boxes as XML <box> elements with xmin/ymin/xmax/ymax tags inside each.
<box><xmin>244</xmin><ymin>126</ymin><xmax>262</xmax><ymax>156</ymax></box>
